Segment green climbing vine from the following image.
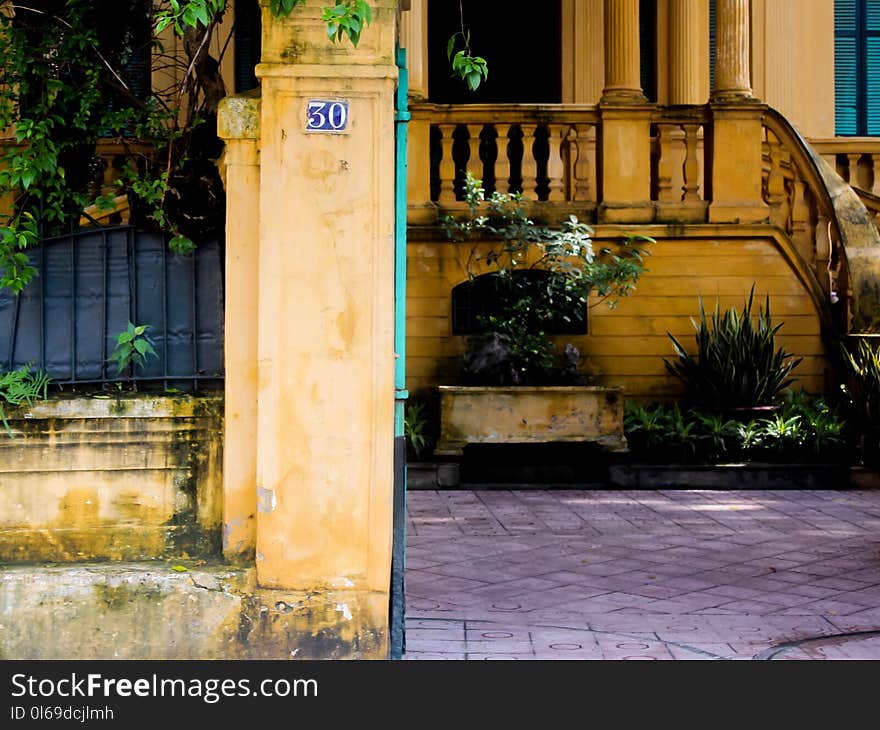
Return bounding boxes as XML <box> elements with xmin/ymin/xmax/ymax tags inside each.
<box><xmin>0</xmin><ymin>0</ymin><xmax>487</xmax><ymax>295</ymax></box>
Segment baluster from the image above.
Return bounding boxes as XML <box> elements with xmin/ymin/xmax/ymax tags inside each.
<box><xmin>681</xmin><ymin>123</ymin><xmax>701</xmax><ymax>203</ymax></box>
<box><xmin>872</xmin><ymin>154</ymin><xmax>880</xmax><ymax>196</ymax></box>
<box><xmin>765</xmin><ymin>131</ymin><xmax>788</xmax><ymax>229</ymax></box>
<box><xmin>466</xmin><ymin>124</ymin><xmax>483</xmax><ymax>182</ymax></box>
<box><xmin>655</xmin><ymin>125</ymin><xmax>675</xmax><ymax>202</ymax></box>
<box><xmin>546</xmin><ymin>124</ymin><xmax>567</xmax><ymax>202</ymax></box>
<box><xmin>492</xmin><ymin>124</ymin><xmax>511</xmax><ymax>195</ymax></box>
<box><xmin>438</xmin><ymin>123</ymin><xmax>457</xmax><ymax>205</ymax></box>
<box><xmin>520</xmin><ymin>124</ymin><xmax>539</xmax><ymax>199</ymax></box>
<box><xmin>571</xmin><ymin>124</ymin><xmax>595</xmax><ymax>202</ymax></box>
<box><xmin>847</xmin><ymin>153</ymin><xmax>862</xmax><ymax>188</ymax></box>
<box><xmin>815</xmin><ymin>214</ymin><xmax>832</xmax><ymax>290</ymax></box>
<box><xmin>790</xmin><ymin>175</ymin><xmax>813</xmax><ymax>263</ymax></box>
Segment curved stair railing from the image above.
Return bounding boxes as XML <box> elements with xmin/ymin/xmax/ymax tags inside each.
<box><xmin>762</xmin><ymin>107</ymin><xmax>880</xmax><ymax>335</ymax></box>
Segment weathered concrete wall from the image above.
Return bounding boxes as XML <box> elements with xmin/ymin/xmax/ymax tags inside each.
<box><xmin>0</xmin><ymin>395</ymin><xmax>223</xmax><ymax>562</ymax></box>
<box><xmin>0</xmin><ymin>564</ymin><xmax>386</xmax><ymax>659</ymax></box>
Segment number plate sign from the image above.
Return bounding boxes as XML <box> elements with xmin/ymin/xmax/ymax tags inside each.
<box><xmin>306</xmin><ymin>99</ymin><xmax>350</xmax><ymax>133</ymax></box>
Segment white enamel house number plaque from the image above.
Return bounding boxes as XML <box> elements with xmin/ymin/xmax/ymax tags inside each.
<box><xmin>306</xmin><ymin>99</ymin><xmax>350</xmax><ymax>133</ymax></box>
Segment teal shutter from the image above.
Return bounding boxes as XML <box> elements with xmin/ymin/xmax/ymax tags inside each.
<box><xmin>639</xmin><ymin>0</ymin><xmax>657</xmax><ymax>102</ymax></box>
<box><xmin>835</xmin><ymin>0</ymin><xmax>857</xmax><ymax>135</ymax></box>
<box><xmin>835</xmin><ymin>0</ymin><xmax>880</xmax><ymax>135</ymax></box>
<box><xmin>709</xmin><ymin>0</ymin><xmax>716</xmax><ymax>90</ymax></box>
<box><xmin>234</xmin><ymin>0</ymin><xmax>262</xmax><ymax>93</ymax></box>
<box><xmin>867</xmin><ymin>0</ymin><xmax>880</xmax><ymax>133</ymax></box>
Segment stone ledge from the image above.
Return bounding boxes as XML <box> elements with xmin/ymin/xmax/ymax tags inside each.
<box><xmin>609</xmin><ymin>463</ymin><xmax>851</xmax><ymax>489</ymax></box>
<box><xmin>0</xmin><ymin>564</ymin><xmax>387</xmax><ymax>659</ymax></box>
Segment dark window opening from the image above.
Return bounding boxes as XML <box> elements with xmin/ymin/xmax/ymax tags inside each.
<box><xmin>640</xmin><ymin>0</ymin><xmax>657</xmax><ymax>102</ymax></box>
<box><xmin>428</xmin><ymin>0</ymin><xmax>562</xmax><ymax>104</ymax></box>
<box><xmin>452</xmin><ymin>270</ymin><xmax>588</xmax><ymax>336</ymax></box>
<box><xmin>235</xmin><ymin>0</ymin><xmax>262</xmax><ymax>93</ymax></box>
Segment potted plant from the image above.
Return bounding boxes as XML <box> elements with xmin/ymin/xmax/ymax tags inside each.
<box><xmin>664</xmin><ymin>286</ymin><xmax>802</xmax><ymax>419</ymax></box>
<box><xmin>434</xmin><ymin>173</ymin><xmax>653</xmax><ymax>456</ymax></box>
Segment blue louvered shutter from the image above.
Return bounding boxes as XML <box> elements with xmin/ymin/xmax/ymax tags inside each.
<box><xmin>234</xmin><ymin>0</ymin><xmax>262</xmax><ymax>93</ymax></box>
<box><xmin>835</xmin><ymin>0</ymin><xmax>858</xmax><ymax>134</ymax></box>
<box><xmin>866</xmin><ymin>0</ymin><xmax>880</xmax><ymax>133</ymax></box>
<box><xmin>639</xmin><ymin>0</ymin><xmax>657</xmax><ymax>102</ymax></box>
<box><xmin>709</xmin><ymin>0</ymin><xmax>716</xmax><ymax>90</ymax></box>
<box><xmin>835</xmin><ymin>0</ymin><xmax>880</xmax><ymax>135</ymax></box>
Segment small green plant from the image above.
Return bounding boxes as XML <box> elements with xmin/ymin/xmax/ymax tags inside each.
<box><xmin>0</xmin><ymin>366</ymin><xmax>51</xmax><ymax>436</ymax></box>
<box><xmin>624</xmin><ymin>402</ymin><xmax>673</xmax><ymax>454</ymax></box>
<box><xmin>756</xmin><ymin>412</ymin><xmax>805</xmax><ymax>460</ymax></box>
<box><xmin>694</xmin><ymin>412</ymin><xmax>740</xmax><ymax>463</ymax></box>
<box><xmin>404</xmin><ymin>400</ymin><xmax>430</xmax><ymax>461</ymax></box>
<box><xmin>665</xmin><ymin>285</ymin><xmax>802</xmax><ymax>409</ymax></box>
<box><xmin>108</xmin><ymin>322</ymin><xmax>158</xmax><ymax>376</ymax></box>
<box><xmin>840</xmin><ymin>338</ymin><xmax>880</xmax><ymax>426</ymax></box>
<box><xmin>624</xmin><ymin>394</ymin><xmax>848</xmax><ymax>465</ymax></box>
<box><xmin>840</xmin><ymin>337</ymin><xmax>880</xmax><ymax>463</ymax></box>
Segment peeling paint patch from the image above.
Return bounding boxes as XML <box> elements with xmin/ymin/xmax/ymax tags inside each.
<box><xmin>256</xmin><ymin>487</ymin><xmax>277</xmax><ymax>514</ymax></box>
<box><xmin>335</xmin><ymin>603</ymin><xmax>352</xmax><ymax>621</ymax></box>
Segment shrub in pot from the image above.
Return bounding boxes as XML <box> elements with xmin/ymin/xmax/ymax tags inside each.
<box><xmin>444</xmin><ymin>173</ymin><xmax>653</xmax><ymax>386</ymax></box>
<box><xmin>664</xmin><ymin>285</ymin><xmax>802</xmax><ymax>413</ymax></box>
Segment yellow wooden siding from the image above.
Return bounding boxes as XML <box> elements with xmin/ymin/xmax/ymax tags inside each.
<box><xmin>405</xmin><ymin>235</ymin><xmax>832</xmax><ymax>400</ymax></box>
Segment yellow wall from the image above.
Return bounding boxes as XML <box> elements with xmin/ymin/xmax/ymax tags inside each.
<box><xmin>406</xmin><ymin>228</ymin><xmax>831</xmax><ymax>400</ymax></box>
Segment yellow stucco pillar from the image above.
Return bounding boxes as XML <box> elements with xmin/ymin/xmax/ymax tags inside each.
<box><xmin>249</xmin><ymin>0</ymin><xmax>397</xmax><ymax>651</ymax></box>
<box><xmin>562</xmin><ymin>0</ymin><xmax>604</xmax><ymax>104</ymax></box>
<box><xmin>602</xmin><ymin>0</ymin><xmax>646</xmax><ymax>103</ymax></box>
<box><xmin>712</xmin><ymin>0</ymin><xmax>753</xmax><ymax>101</ymax></box>
<box><xmin>402</xmin><ymin>0</ymin><xmax>434</xmax><ymax>223</ymax></box>
<box><xmin>668</xmin><ymin>0</ymin><xmax>708</xmax><ymax>105</ymax></box>
<box><xmin>599</xmin><ymin>0</ymin><xmax>652</xmax><ymax>223</ymax></box>
<box><xmin>708</xmin><ymin>0</ymin><xmax>767</xmax><ymax>224</ymax></box>
<box><xmin>399</xmin><ymin>0</ymin><xmax>426</xmax><ymax>100</ymax></box>
<box><xmin>217</xmin><ymin>94</ymin><xmax>260</xmax><ymax>562</ymax></box>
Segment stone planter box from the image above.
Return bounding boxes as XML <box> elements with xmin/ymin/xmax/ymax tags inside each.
<box><xmin>435</xmin><ymin>385</ymin><xmax>627</xmax><ymax>456</ymax></box>
<box><xmin>609</xmin><ymin>462</ymin><xmax>850</xmax><ymax>489</ymax></box>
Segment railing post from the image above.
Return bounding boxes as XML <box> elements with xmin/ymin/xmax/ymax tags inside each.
<box><xmin>707</xmin><ymin>0</ymin><xmax>767</xmax><ymax>223</ymax></box>
<box><xmin>598</xmin><ymin>0</ymin><xmax>653</xmax><ymax>222</ymax></box>
<box><xmin>599</xmin><ymin>105</ymin><xmax>654</xmax><ymax>223</ymax></box>
<box><xmin>708</xmin><ymin>103</ymin><xmax>769</xmax><ymax>223</ymax></box>
<box><xmin>406</xmin><ymin>116</ymin><xmax>435</xmax><ymax>223</ymax></box>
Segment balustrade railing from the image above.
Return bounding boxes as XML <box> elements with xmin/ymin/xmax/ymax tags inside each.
<box><xmin>763</xmin><ymin>113</ymin><xmax>855</xmax><ymax>333</ymax></box>
<box><xmin>409</xmin><ymin>101</ymin><xmax>875</xmax><ymax>334</ymax></box>
<box><xmin>411</xmin><ymin>103</ymin><xmax>709</xmax><ymax>222</ymax></box>
<box><xmin>810</xmin><ymin>138</ymin><xmax>880</xmax><ymax>196</ymax></box>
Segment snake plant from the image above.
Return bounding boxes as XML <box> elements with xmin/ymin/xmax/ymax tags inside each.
<box><xmin>664</xmin><ymin>286</ymin><xmax>802</xmax><ymax>408</ymax></box>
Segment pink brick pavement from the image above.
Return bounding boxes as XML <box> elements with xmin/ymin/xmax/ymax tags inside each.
<box><xmin>404</xmin><ymin>489</ymin><xmax>880</xmax><ymax>660</ymax></box>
